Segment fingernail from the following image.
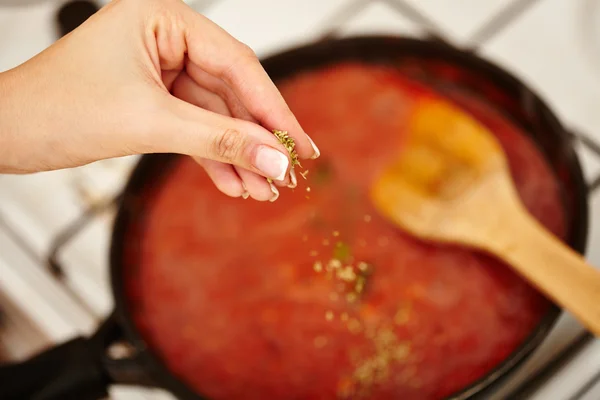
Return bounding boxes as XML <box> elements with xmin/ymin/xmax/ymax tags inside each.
<box><xmin>287</xmin><ymin>168</ymin><xmax>297</xmax><ymax>188</ymax></box>
<box><xmin>307</xmin><ymin>135</ymin><xmax>320</xmax><ymax>159</ymax></box>
<box><xmin>255</xmin><ymin>146</ymin><xmax>289</xmax><ymax>181</ymax></box>
<box><xmin>242</xmin><ymin>191</ymin><xmax>249</xmax><ymax>199</ymax></box>
<box><xmin>269</xmin><ymin>180</ymin><xmax>279</xmax><ymax>202</ymax></box>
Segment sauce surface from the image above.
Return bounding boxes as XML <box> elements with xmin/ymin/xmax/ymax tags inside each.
<box><xmin>125</xmin><ymin>63</ymin><xmax>565</xmax><ymax>400</ymax></box>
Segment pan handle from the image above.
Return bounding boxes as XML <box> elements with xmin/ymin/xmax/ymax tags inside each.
<box><xmin>0</xmin><ymin>336</ymin><xmax>109</xmax><ymax>400</ymax></box>
<box><xmin>0</xmin><ymin>314</ymin><xmax>156</xmax><ymax>400</ymax></box>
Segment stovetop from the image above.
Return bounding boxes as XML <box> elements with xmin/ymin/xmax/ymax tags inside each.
<box><xmin>0</xmin><ymin>1</ymin><xmax>599</xmax><ymax>399</ymax></box>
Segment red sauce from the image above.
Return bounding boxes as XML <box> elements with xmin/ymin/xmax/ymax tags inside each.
<box><xmin>125</xmin><ymin>63</ymin><xmax>565</xmax><ymax>399</ymax></box>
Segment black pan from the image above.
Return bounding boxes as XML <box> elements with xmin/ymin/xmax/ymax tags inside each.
<box><xmin>0</xmin><ymin>35</ymin><xmax>588</xmax><ymax>400</ymax></box>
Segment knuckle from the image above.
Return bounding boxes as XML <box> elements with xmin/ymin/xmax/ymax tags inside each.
<box><xmin>237</xmin><ymin>42</ymin><xmax>257</xmax><ymax>61</ymax></box>
<box><xmin>219</xmin><ymin>42</ymin><xmax>257</xmax><ymax>84</ymax></box>
<box><xmin>213</xmin><ymin>128</ymin><xmax>246</xmax><ymax>162</ymax></box>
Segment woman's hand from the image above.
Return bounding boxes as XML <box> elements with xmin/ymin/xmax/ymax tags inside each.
<box><xmin>0</xmin><ymin>0</ymin><xmax>319</xmax><ymax>201</ymax></box>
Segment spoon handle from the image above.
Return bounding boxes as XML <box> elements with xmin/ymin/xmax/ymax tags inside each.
<box><xmin>496</xmin><ymin>209</ymin><xmax>600</xmax><ymax>336</ymax></box>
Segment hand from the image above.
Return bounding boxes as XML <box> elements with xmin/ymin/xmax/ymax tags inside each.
<box><xmin>0</xmin><ymin>0</ymin><xmax>319</xmax><ymax>201</ymax></box>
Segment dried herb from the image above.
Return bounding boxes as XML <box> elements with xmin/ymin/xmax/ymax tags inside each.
<box><xmin>313</xmin><ymin>261</ymin><xmax>323</xmax><ymax>272</ymax></box>
<box><xmin>333</xmin><ymin>241</ymin><xmax>352</xmax><ymax>262</ymax></box>
<box><xmin>313</xmin><ymin>160</ymin><xmax>333</xmax><ymax>185</ymax></box>
<box><xmin>345</xmin><ymin>327</ymin><xmax>413</xmax><ymax>397</ymax></box>
<box><xmin>272</xmin><ymin>129</ymin><xmax>300</xmax><ymax>168</ymax></box>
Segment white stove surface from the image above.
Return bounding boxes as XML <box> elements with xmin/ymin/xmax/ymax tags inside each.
<box><xmin>0</xmin><ymin>0</ymin><xmax>599</xmax><ymax>399</ymax></box>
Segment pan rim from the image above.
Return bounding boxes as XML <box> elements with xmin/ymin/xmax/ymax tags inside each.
<box><xmin>109</xmin><ymin>35</ymin><xmax>589</xmax><ymax>400</ymax></box>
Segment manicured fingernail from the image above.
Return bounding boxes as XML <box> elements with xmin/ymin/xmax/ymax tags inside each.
<box><xmin>255</xmin><ymin>146</ymin><xmax>289</xmax><ymax>181</ymax></box>
<box><xmin>287</xmin><ymin>168</ymin><xmax>297</xmax><ymax>188</ymax></box>
<box><xmin>307</xmin><ymin>135</ymin><xmax>320</xmax><ymax>159</ymax></box>
<box><xmin>269</xmin><ymin>180</ymin><xmax>279</xmax><ymax>202</ymax></box>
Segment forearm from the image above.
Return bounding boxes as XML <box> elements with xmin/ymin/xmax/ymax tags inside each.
<box><xmin>0</xmin><ymin>49</ymin><xmax>129</xmax><ymax>174</ymax></box>
<box><xmin>0</xmin><ymin>67</ymin><xmax>36</xmax><ymax>173</ymax></box>
<box><xmin>0</xmin><ymin>60</ymin><xmax>68</xmax><ymax>174</ymax></box>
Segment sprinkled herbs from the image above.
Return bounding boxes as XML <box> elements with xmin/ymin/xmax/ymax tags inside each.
<box><xmin>337</xmin><ymin>325</ymin><xmax>414</xmax><ymax>398</ymax></box>
<box><xmin>313</xmin><ymin>261</ymin><xmax>323</xmax><ymax>272</ymax></box>
<box><xmin>327</xmin><ymin>258</ymin><xmax>343</xmax><ymax>271</ymax></box>
<box><xmin>333</xmin><ymin>241</ymin><xmax>351</xmax><ymax>262</ymax></box>
<box><xmin>313</xmin><ymin>160</ymin><xmax>333</xmax><ymax>185</ymax></box>
<box><xmin>285</xmin><ymin>131</ymin><xmax>410</xmax><ymax>398</ymax></box>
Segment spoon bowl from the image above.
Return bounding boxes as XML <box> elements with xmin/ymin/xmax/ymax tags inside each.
<box><xmin>370</xmin><ymin>98</ymin><xmax>600</xmax><ymax>336</ymax></box>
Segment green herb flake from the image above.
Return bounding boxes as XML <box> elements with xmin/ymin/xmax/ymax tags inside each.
<box><xmin>333</xmin><ymin>241</ymin><xmax>352</xmax><ymax>262</ymax></box>
<box><xmin>314</xmin><ymin>160</ymin><xmax>333</xmax><ymax>185</ymax></box>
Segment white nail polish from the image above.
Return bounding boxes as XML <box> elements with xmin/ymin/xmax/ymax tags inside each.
<box><xmin>269</xmin><ymin>181</ymin><xmax>279</xmax><ymax>202</ymax></box>
<box><xmin>287</xmin><ymin>168</ymin><xmax>297</xmax><ymax>188</ymax></box>
<box><xmin>241</xmin><ymin>182</ymin><xmax>249</xmax><ymax>199</ymax></box>
<box><xmin>307</xmin><ymin>136</ymin><xmax>320</xmax><ymax>159</ymax></box>
<box><xmin>255</xmin><ymin>146</ymin><xmax>289</xmax><ymax>181</ymax></box>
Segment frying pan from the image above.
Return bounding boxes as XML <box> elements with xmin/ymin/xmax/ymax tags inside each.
<box><xmin>0</xmin><ymin>35</ymin><xmax>588</xmax><ymax>400</ymax></box>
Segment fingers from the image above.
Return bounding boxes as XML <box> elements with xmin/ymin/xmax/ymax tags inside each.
<box><xmin>171</xmin><ymin>73</ymin><xmax>291</xmax><ymax>197</ymax></box>
<box><xmin>181</xmin><ymin>11</ymin><xmax>320</xmax><ymax>160</ymax></box>
<box><xmin>235</xmin><ymin>166</ymin><xmax>278</xmax><ymax>202</ymax></box>
<box><xmin>185</xmin><ymin>62</ymin><xmax>255</xmax><ymax>123</ymax></box>
<box><xmin>195</xmin><ymin>157</ymin><xmax>245</xmax><ymax>198</ymax></box>
<box><xmin>175</xmin><ymin>69</ymin><xmax>291</xmax><ymax>188</ymax></box>
<box><xmin>174</xmin><ymin>77</ymin><xmax>246</xmax><ymax>197</ymax></box>
<box><xmin>172</xmin><ymin>72</ymin><xmax>231</xmax><ymax>116</ymax></box>
<box><xmin>156</xmin><ymin>93</ymin><xmax>295</xmax><ymax>182</ymax></box>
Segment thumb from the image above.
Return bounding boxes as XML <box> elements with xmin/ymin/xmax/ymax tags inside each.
<box><xmin>153</xmin><ymin>96</ymin><xmax>292</xmax><ymax>182</ymax></box>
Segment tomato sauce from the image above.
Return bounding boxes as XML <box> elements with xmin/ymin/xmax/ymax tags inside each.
<box><xmin>124</xmin><ymin>63</ymin><xmax>565</xmax><ymax>399</ymax></box>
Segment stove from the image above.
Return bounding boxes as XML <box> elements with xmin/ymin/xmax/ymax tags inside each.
<box><xmin>0</xmin><ymin>0</ymin><xmax>599</xmax><ymax>399</ymax></box>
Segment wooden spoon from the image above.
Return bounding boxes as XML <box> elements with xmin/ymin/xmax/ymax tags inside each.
<box><xmin>370</xmin><ymin>98</ymin><xmax>600</xmax><ymax>336</ymax></box>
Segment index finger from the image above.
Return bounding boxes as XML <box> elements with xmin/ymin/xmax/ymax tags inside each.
<box><xmin>182</xmin><ymin>10</ymin><xmax>319</xmax><ymax>160</ymax></box>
